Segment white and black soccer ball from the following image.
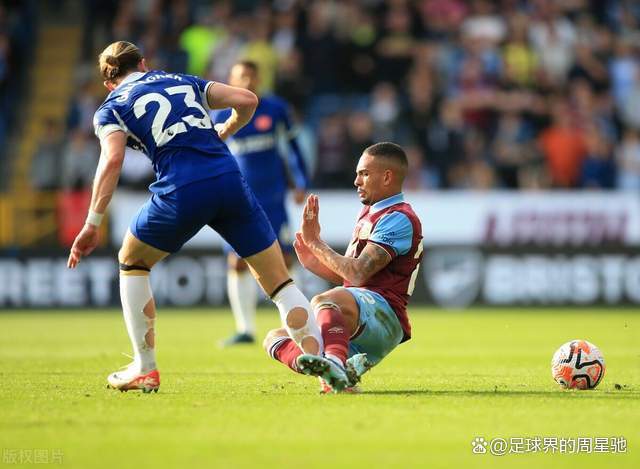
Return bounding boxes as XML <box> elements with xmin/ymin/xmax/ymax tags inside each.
<box><xmin>551</xmin><ymin>340</ymin><xmax>605</xmax><ymax>390</ymax></box>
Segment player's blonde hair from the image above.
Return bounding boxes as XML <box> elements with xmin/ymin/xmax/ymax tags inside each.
<box><xmin>99</xmin><ymin>41</ymin><xmax>143</xmax><ymax>83</ymax></box>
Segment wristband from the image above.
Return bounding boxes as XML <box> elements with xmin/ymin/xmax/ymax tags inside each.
<box><xmin>86</xmin><ymin>210</ymin><xmax>104</xmax><ymax>227</ymax></box>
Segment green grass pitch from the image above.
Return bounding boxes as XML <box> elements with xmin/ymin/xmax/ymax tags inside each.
<box><xmin>0</xmin><ymin>308</ymin><xmax>638</xmax><ymax>468</ymax></box>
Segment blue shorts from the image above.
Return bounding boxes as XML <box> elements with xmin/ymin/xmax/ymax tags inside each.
<box><xmin>130</xmin><ymin>171</ymin><xmax>276</xmax><ymax>256</ymax></box>
<box><xmin>223</xmin><ymin>199</ymin><xmax>292</xmax><ymax>255</ymax></box>
<box><xmin>346</xmin><ymin>287</ymin><xmax>404</xmax><ymax>366</ymax></box>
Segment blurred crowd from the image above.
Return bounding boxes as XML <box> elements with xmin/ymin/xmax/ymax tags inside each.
<box><xmin>0</xmin><ymin>0</ymin><xmax>33</xmax><ymax>182</ymax></box>
<box><xmin>29</xmin><ymin>0</ymin><xmax>640</xmax><ymax>192</ymax></box>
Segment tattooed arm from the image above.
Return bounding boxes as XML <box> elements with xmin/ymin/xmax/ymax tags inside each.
<box><xmin>293</xmin><ymin>232</ymin><xmax>344</xmax><ymax>284</ymax></box>
<box><xmin>299</xmin><ymin>194</ymin><xmax>392</xmax><ymax>285</ymax></box>
<box><xmin>305</xmin><ymin>240</ymin><xmax>391</xmax><ymax>287</ymax></box>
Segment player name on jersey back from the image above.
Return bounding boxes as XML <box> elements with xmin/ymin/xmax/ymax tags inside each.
<box><xmin>114</xmin><ymin>72</ymin><xmax>185</xmax><ymax>102</ymax></box>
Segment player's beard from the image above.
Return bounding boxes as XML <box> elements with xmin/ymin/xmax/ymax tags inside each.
<box><xmin>358</xmin><ymin>190</ymin><xmax>371</xmax><ymax>205</ymax></box>
<box><xmin>360</xmin><ymin>187</ymin><xmax>376</xmax><ymax>206</ymax></box>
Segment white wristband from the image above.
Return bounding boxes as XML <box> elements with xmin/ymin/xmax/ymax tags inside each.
<box><xmin>86</xmin><ymin>210</ymin><xmax>104</xmax><ymax>227</ymax></box>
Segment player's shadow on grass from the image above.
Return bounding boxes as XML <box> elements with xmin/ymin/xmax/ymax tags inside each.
<box><xmin>362</xmin><ymin>389</ymin><xmax>640</xmax><ymax>398</ymax></box>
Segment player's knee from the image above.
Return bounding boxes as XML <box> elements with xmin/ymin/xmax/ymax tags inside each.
<box><xmin>310</xmin><ymin>294</ymin><xmax>323</xmax><ymax>308</ymax></box>
<box><xmin>262</xmin><ymin>332</ymin><xmax>274</xmax><ymax>352</ymax></box>
<box><xmin>118</xmin><ymin>250</ymin><xmax>141</xmax><ymax>267</ymax></box>
<box><xmin>311</xmin><ymin>292</ymin><xmax>336</xmax><ymax>309</ymax></box>
<box><xmin>263</xmin><ymin>328</ymin><xmax>288</xmax><ymax>352</ymax></box>
<box><xmin>118</xmin><ymin>247</ymin><xmax>153</xmax><ymax>271</ymax></box>
<box><xmin>285</xmin><ymin>307</ymin><xmax>308</xmax><ymax>330</ymax></box>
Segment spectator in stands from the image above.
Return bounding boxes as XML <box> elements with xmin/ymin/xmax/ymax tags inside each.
<box><xmin>580</xmin><ymin>124</ymin><xmax>616</xmax><ymax>189</ymax></box>
<box><xmin>539</xmin><ymin>100</ymin><xmax>587</xmax><ymax>188</ymax></box>
<box><xmin>568</xmin><ymin>43</ymin><xmax>609</xmax><ymax>93</ymax></box>
<box><xmin>616</xmin><ymin>127</ymin><xmax>640</xmax><ymax>190</ymax></box>
<box><xmin>207</xmin><ymin>15</ymin><xmax>247</xmax><ymax>84</ymax></box>
<box><xmin>615</xmin><ymin>52</ymin><xmax>640</xmax><ymax>130</ymax></box>
<box><xmin>459</xmin><ymin>0</ymin><xmax>505</xmax><ymax>91</ymax></box>
<box><xmin>569</xmin><ymin>78</ymin><xmax>599</xmax><ymax>131</ymax></box>
<box><xmin>179</xmin><ymin>2</ymin><xmax>230</xmax><ymax>76</ymax></box>
<box><xmin>312</xmin><ymin>114</ymin><xmax>350</xmax><ymax>188</ymax></box>
<box><xmin>418</xmin><ymin>0</ymin><xmax>467</xmax><ymax>41</ymax></box>
<box><xmin>461</xmin><ymin>0</ymin><xmax>506</xmax><ymax>47</ymax></box>
<box><xmin>0</xmin><ymin>32</ymin><xmax>7</xmax><ymax>86</ymax></box>
<box><xmin>609</xmin><ymin>38</ymin><xmax>639</xmax><ymax>115</ymax></box>
<box><xmin>404</xmin><ymin>144</ymin><xmax>428</xmax><ymax>190</ymax></box>
<box><xmin>529</xmin><ymin>0</ymin><xmax>576</xmax><ymax>86</ymax></box>
<box><xmin>420</xmin><ymin>98</ymin><xmax>466</xmax><ymax>189</ymax></box>
<box><xmin>501</xmin><ymin>13</ymin><xmax>538</xmax><ymax>88</ymax></box>
<box><xmin>66</xmin><ymin>81</ymin><xmax>99</xmax><ymax>134</ymax></box>
<box><xmin>345</xmin><ymin>111</ymin><xmax>375</xmax><ymax>166</ymax></box>
<box><xmin>491</xmin><ymin>111</ymin><xmax>536</xmax><ymax>189</ymax></box>
<box><xmin>298</xmin><ymin>1</ymin><xmax>342</xmax><ymax>126</ymax></box>
<box><xmin>273</xmin><ymin>48</ymin><xmax>306</xmax><ymax>112</ymax></box>
<box><xmin>375</xmin><ymin>1</ymin><xmax>417</xmax><ymax>83</ymax></box>
<box><xmin>60</xmin><ymin>130</ymin><xmax>99</xmax><ymax>190</ymax></box>
<box><xmin>156</xmin><ymin>33</ymin><xmax>188</xmax><ymax>74</ymax></box>
<box><xmin>0</xmin><ymin>31</ymin><xmax>8</xmax><ymax>150</ymax></box>
<box><xmin>462</xmin><ymin>128</ymin><xmax>495</xmax><ymax>190</ymax></box>
<box><xmin>242</xmin><ymin>12</ymin><xmax>278</xmax><ymax>93</ymax></box>
<box><xmin>452</xmin><ymin>46</ymin><xmax>499</xmax><ymax>133</ymax></box>
<box><xmin>272</xmin><ymin>7</ymin><xmax>297</xmax><ymax>59</ymax></box>
<box><xmin>30</xmin><ymin>119</ymin><xmax>63</xmax><ymax>191</ymax></box>
<box><xmin>369</xmin><ymin>82</ymin><xmax>401</xmax><ymax>142</ymax></box>
<box><xmin>337</xmin><ymin>5</ymin><xmax>377</xmax><ymax>96</ymax></box>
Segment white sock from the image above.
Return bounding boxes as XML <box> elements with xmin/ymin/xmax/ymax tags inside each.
<box><xmin>272</xmin><ymin>282</ymin><xmax>323</xmax><ymax>355</ymax></box>
<box><xmin>227</xmin><ymin>270</ymin><xmax>257</xmax><ymax>335</ymax></box>
<box><xmin>120</xmin><ymin>274</ymin><xmax>156</xmax><ymax>373</ymax></box>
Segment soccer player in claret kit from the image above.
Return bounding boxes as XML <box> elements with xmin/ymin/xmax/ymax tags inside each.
<box><xmin>213</xmin><ymin>61</ymin><xmax>309</xmax><ymax>346</ymax></box>
<box><xmin>66</xmin><ymin>41</ymin><xmax>324</xmax><ymax>393</ymax></box>
<box><xmin>263</xmin><ymin>142</ymin><xmax>424</xmax><ymax>392</ymax></box>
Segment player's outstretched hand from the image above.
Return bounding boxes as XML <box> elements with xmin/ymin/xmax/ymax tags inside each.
<box><xmin>67</xmin><ymin>224</ymin><xmax>99</xmax><ymax>269</ymax></box>
<box><xmin>301</xmin><ymin>194</ymin><xmax>321</xmax><ymax>246</ymax></box>
<box><xmin>293</xmin><ymin>232</ymin><xmax>317</xmax><ymax>269</ymax></box>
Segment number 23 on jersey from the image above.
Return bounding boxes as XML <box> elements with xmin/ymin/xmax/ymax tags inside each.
<box><xmin>133</xmin><ymin>85</ymin><xmax>212</xmax><ymax>146</ymax></box>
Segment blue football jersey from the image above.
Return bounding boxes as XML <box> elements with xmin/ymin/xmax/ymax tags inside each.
<box><xmin>212</xmin><ymin>95</ymin><xmax>308</xmax><ymax>209</ymax></box>
<box><xmin>93</xmin><ymin>70</ymin><xmax>238</xmax><ymax>194</ymax></box>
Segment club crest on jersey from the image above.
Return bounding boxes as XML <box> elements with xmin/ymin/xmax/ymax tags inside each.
<box><xmin>255</xmin><ymin>115</ymin><xmax>272</xmax><ymax>131</ymax></box>
<box><xmin>358</xmin><ymin>222</ymin><xmax>373</xmax><ymax>240</ymax></box>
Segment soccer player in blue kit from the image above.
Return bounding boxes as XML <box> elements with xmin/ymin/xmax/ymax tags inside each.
<box><xmin>66</xmin><ymin>41</ymin><xmax>323</xmax><ymax>392</ymax></box>
<box><xmin>213</xmin><ymin>61</ymin><xmax>309</xmax><ymax>346</ymax></box>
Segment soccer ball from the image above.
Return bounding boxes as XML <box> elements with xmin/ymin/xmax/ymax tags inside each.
<box><xmin>551</xmin><ymin>340</ymin><xmax>605</xmax><ymax>390</ymax></box>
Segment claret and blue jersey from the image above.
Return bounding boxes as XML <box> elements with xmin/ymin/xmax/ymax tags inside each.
<box><xmin>344</xmin><ymin>193</ymin><xmax>424</xmax><ymax>342</ymax></box>
<box><xmin>93</xmin><ymin>70</ymin><xmax>239</xmax><ymax>195</ymax></box>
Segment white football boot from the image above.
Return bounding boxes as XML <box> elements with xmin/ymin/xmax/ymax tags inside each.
<box><xmin>107</xmin><ymin>363</ymin><xmax>160</xmax><ymax>393</ymax></box>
